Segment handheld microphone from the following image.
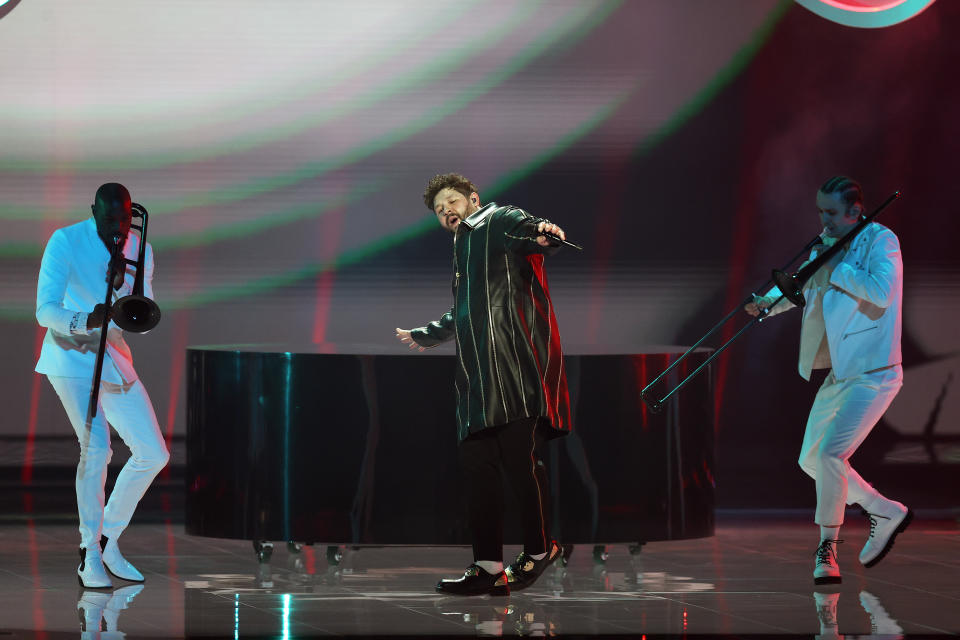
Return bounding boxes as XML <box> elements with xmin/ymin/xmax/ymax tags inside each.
<box><xmin>541</xmin><ymin>231</ymin><xmax>583</xmax><ymax>251</ymax></box>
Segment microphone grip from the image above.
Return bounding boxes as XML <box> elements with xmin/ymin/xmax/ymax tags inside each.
<box><xmin>541</xmin><ymin>231</ymin><xmax>583</xmax><ymax>251</ymax></box>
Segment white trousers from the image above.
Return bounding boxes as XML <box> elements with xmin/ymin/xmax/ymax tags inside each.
<box><xmin>798</xmin><ymin>365</ymin><xmax>902</xmax><ymax>526</ymax></box>
<box><xmin>48</xmin><ymin>375</ymin><xmax>169</xmax><ymax>549</ymax></box>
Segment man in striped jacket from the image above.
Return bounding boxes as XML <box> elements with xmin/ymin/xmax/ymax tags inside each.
<box><xmin>396</xmin><ymin>173</ymin><xmax>571</xmax><ymax>596</ymax></box>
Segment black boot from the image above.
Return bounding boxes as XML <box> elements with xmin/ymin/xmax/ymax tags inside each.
<box><xmin>436</xmin><ymin>564</ymin><xmax>509</xmax><ymax>596</ymax></box>
<box><xmin>505</xmin><ymin>540</ymin><xmax>561</xmax><ymax>591</ymax></box>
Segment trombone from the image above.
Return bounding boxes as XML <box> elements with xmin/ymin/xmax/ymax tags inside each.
<box><xmin>86</xmin><ymin>202</ymin><xmax>162</xmax><ymax>422</ymax></box>
<box><xmin>640</xmin><ymin>191</ymin><xmax>901</xmax><ymax>413</ymax></box>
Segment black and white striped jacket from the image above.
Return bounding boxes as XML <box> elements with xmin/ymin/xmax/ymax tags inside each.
<box><xmin>411</xmin><ymin>203</ymin><xmax>571</xmax><ymax>442</ymax></box>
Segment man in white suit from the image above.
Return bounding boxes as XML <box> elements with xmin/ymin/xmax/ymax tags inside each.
<box><xmin>746</xmin><ymin>176</ymin><xmax>911</xmax><ymax>585</ymax></box>
<box><xmin>36</xmin><ymin>183</ymin><xmax>168</xmax><ymax>589</ymax></box>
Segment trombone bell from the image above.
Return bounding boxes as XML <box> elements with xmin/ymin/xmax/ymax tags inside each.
<box><xmin>111</xmin><ymin>202</ymin><xmax>161</xmax><ymax>334</ymax></box>
<box><xmin>113</xmin><ymin>295</ymin><xmax>161</xmax><ymax>333</ymax></box>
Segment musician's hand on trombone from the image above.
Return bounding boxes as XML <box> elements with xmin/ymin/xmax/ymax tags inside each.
<box><xmin>536</xmin><ymin>221</ymin><xmax>566</xmax><ymax>247</ymax></box>
<box><xmin>744</xmin><ymin>296</ymin><xmax>774</xmax><ymax>318</ymax></box>
<box><xmin>395</xmin><ymin>328</ymin><xmax>426</xmax><ymax>352</ymax></box>
<box><xmin>86</xmin><ymin>303</ymin><xmax>112</xmax><ymax>330</ymax></box>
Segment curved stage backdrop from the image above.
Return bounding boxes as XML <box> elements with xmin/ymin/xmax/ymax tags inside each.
<box><xmin>1</xmin><ymin>0</ymin><xmax>957</xmax><ymax>507</ymax></box>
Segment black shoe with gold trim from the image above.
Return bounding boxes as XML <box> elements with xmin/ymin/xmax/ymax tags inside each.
<box><xmin>436</xmin><ymin>564</ymin><xmax>510</xmax><ymax>596</ymax></box>
<box><xmin>505</xmin><ymin>540</ymin><xmax>562</xmax><ymax>591</ymax></box>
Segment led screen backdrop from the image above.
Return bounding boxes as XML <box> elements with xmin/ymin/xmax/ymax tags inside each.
<box><xmin>1</xmin><ymin>0</ymin><xmax>957</xmax><ymax>505</ymax></box>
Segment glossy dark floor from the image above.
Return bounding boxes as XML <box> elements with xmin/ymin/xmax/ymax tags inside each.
<box><xmin>1</xmin><ymin>513</ymin><xmax>957</xmax><ymax>638</ymax></box>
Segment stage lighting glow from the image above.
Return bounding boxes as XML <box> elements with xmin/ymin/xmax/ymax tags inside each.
<box><xmin>0</xmin><ymin>1</ymin><xmax>785</xmax><ymax>317</ymax></box>
<box><xmin>795</xmin><ymin>0</ymin><xmax>936</xmax><ymax>27</ymax></box>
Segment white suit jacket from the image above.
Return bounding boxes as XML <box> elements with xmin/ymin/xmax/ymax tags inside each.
<box><xmin>764</xmin><ymin>222</ymin><xmax>902</xmax><ymax>381</ymax></box>
<box><xmin>35</xmin><ymin>218</ymin><xmax>155</xmax><ymax>383</ymax></box>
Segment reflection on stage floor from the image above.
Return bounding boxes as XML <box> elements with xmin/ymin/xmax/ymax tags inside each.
<box><xmin>1</xmin><ymin>513</ymin><xmax>957</xmax><ymax>638</ymax></box>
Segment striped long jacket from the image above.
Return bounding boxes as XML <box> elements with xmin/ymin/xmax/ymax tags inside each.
<box><xmin>411</xmin><ymin>203</ymin><xmax>571</xmax><ymax>442</ymax></box>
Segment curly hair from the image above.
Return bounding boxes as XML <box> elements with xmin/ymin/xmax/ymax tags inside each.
<box><xmin>422</xmin><ymin>173</ymin><xmax>479</xmax><ymax>210</ymax></box>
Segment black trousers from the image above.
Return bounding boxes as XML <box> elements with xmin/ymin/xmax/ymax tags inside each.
<box><xmin>458</xmin><ymin>417</ymin><xmax>551</xmax><ymax>562</ymax></box>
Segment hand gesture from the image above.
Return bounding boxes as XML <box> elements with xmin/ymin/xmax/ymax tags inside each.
<box><xmin>744</xmin><ymin>296</ymin><xmax>773</xmax><ymax>318</ymax></box>
<box><xmin>86</xmin><ymin>303</ymin><xmax>112</xmax><ymax>330</ymax></box>
<box><xmin>395</xmin><ymin>328</ymin><xmax>425</xmax><ymax>352</ymax></box>
<box><xmin>536</xmin><ymin>221</ymin><xmax>566</xmax><ymax>247</ymax></box>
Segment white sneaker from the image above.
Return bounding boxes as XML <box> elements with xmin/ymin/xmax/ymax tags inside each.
<box><xmin>859</xmin><ymin>499</ymin><xmax>912</xmax><ymax>568</ymax></box>
<box><xmin>813</xmin><ymin>539</ymin><xmax>842</xmax><ymax>585</ymax></box>
<box><xmin>101</xmin><ymin>537</ymin><xmax>145</xmax><ymax>582</ymax></box>
<box><xmin>77</xmin><ymin>546</ymin><xmax>112</xmax><ymax>589</ymax></box>
<box><xmin>813</xmin><ymin>591</ymin><xmax>841</xmax><ymax>638</ymax></box>
<box><xmin>859</xmin><ymin>590</ymin><xmax>903</xmax><ymax>635</ymax></box>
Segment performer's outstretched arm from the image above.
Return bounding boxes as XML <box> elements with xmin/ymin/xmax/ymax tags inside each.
<box><xmin>396</xmin><ymin>307</ymin><xmax>455</xmax><ymax>351</ymax></box>
<box><xmin>501</xmin><ymin>208</ymin><xmax>566</xmax><ymax>256</ymax></box>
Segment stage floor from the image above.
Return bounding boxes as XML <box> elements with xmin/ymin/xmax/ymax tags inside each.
<box><xmin>0</xmin><ymin>514</ymin><xmax>957</xmax><ymax>638</ymax></box>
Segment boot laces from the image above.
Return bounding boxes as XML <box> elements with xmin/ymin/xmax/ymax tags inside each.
<box><xmin>867</xmin><ymin>513</ymin><xmax>890</xmax><ymax>539</ymax></box>
<box><xmin>816</xmin><ymin>539</ymin><xmax>842</xmax><ymax>566</ymax></box>
<box><xmin>817</xmin><ymin>603</ymin><xmax>838</xmax><ymax>626</ymax></box>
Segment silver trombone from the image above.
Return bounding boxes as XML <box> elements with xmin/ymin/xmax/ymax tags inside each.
<box><xmin>640</xmin><ymin>191</ymin><xmax>901</xmax><ymax>413</ymax></box>
<box><xmin>86</xmin><ymin>202</ymin><xmax>162</xmax><ymax>422</ymax></box>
